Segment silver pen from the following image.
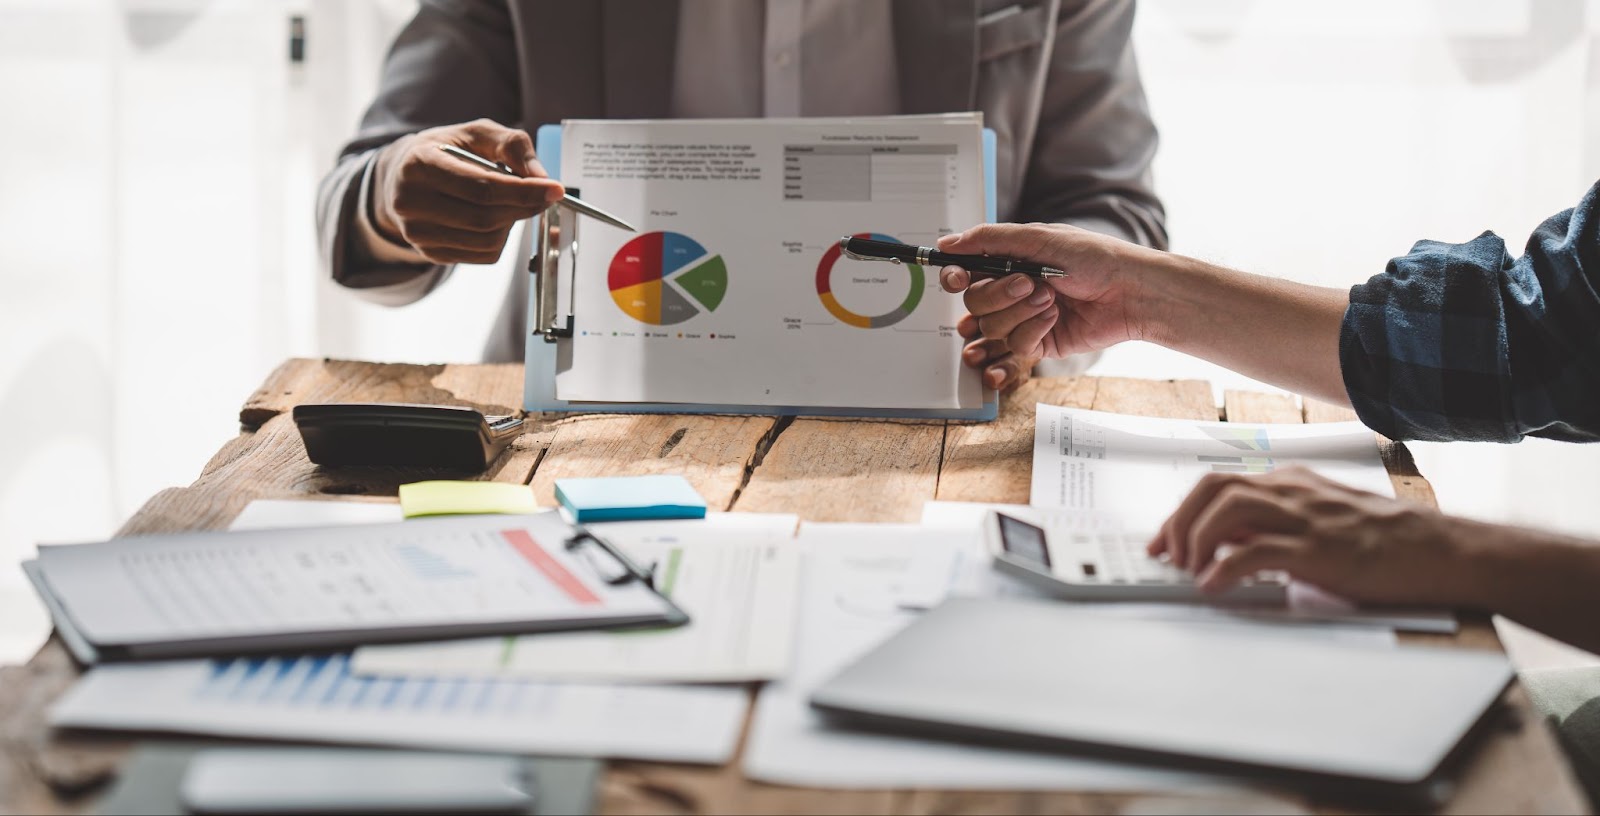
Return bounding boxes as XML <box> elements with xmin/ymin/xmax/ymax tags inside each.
<box><xmin>438</xmin><ymin>144</ymin><xmax>637</xmax><ymax>232</ymax></box>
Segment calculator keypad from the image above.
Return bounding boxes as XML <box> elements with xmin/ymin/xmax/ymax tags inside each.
<box><xmin>1063</xmin><ymin>521</ymin><xmax>1280</xmax><ymax>589</ymax></box>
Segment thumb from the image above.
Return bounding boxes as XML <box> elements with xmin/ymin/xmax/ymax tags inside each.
<box><xmin>983</xmin><ymin>354</ymin><xmax>1033</xmax><ymax>392</ymax></box>
<box><xmin>454</xmin><ymin>119</ymin><xmax>546</xmax><ymax>177</ymax></box>
<box><xmin>494</xmin><ymin>128</ymin><xmax>547</xmax><ymax>179</ymax></box>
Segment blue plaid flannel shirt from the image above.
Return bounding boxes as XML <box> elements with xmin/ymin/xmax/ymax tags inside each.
<box><xmin>1341</xmin><ymin>179</ymin><xmax>1600</xmax><ymax>443</ymax></box>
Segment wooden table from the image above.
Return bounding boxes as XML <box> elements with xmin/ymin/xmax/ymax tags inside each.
<box><xmin>0</xmin><ymin>359</ymin><xmax>1586</xmax><ymax>814</ymax></box>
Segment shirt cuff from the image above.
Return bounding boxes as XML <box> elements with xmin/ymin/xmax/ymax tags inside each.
<box><xmin>352</xmin><ymin>153</ymin><xmax>429</xmax><ymax>266</ymax></box>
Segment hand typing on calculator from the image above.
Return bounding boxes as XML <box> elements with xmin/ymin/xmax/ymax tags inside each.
<box><xmin>984</xmin><ymin>510</ymin><xmax>1288</xmax><ymax>605</ymax></box>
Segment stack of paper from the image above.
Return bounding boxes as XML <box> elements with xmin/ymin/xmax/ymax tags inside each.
<box><xmin>44</xmin><ymin>501</ymin><xmax>803</xmax><ymax>766</ymax></box>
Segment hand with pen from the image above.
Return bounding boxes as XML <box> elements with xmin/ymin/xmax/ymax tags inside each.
<box><xmin>937</xmin><ymin>223</ymin><xmax>1152</xmax><ymax>373</ymax></box>
<box><xmin>371</xmin><ymin>119</ymin><xmax>565</xmax><ymax>265</ymax></box>
<box><xmin>937</xmin><ymin>221</ymin><xmax>1353</xmax><ymax>409</ymax></box>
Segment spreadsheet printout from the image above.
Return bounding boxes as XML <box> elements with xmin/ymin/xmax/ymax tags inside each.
<box><xmin>1031</xmin><ymin>405</ymin><xmax>1395</xmax><ymax>519</ymax></box>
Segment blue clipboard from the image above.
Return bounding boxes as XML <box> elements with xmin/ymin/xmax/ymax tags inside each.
<box><xmin>524</xmin><ymin>123</ymin><xmax>999</xmax><ymax>421</ymax></box>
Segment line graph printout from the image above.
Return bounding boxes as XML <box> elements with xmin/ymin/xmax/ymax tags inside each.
<box><xmin>1031</xmin><ymin>405</ymin><xmax>1395</xmax><ymax>524</ymax></box>
<box><xmin>557</xmin><ymin>115</ymin><xmax>986</xmax><ymax>410</ymax></box>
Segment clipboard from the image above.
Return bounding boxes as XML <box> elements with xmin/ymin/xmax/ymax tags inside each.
<box><xmin>523</xmin><ymin>124</ymin><xmax>1000</xmax><ymax>421</ymax></box>
<box><xmin>24</xmin><ymin>513</ymin><xmax>687</xmax><ymax>665</ymax></box>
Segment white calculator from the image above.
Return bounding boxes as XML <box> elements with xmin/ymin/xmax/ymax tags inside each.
<box><xmin>983</xmin><ymin>510</ymin><xmax>1288</xmax><ymax>605</ymax></box>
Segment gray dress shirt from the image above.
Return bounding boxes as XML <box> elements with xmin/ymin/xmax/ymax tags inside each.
<box><xmin>355</xmin><ymin>1</ymin><xmax>902</xmax><ymax>265</ymax></box>
<box><xmin>321</xmin><ymin>0</ymin><xmax>1168</xmax><ymax>367</ymax></box>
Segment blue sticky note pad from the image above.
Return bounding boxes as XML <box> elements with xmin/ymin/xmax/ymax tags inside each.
<box><xmin>554</xmin><ymin>475</ymin><xmax>708</xmax><ymax>523</ymax></box>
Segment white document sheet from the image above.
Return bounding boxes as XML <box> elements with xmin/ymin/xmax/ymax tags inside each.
<box><xmin>36</xmin><ymin>513</ymin><xmax>670</xmax><ymax>648</ymax></box>
<box><xmin>351</xmin><ymin>515</ymin><xmax>803</xmax><ymax>683</ymax></box>
<box><xmin>230</xmin><ymin>499</ymin><xmax>403</xmax><ymax>530</ymax></box>
<box><xmin>51</xmin><ymin>653</ymin><xmax>748</xmax><ymax>764</ymax></box>
<box><xmin>742</xmin><ymin>523</ymin><xmax>1241</xmax><ymax>791</ymax></box>
<box><xmin>556</xmin><ymin>115</ymin><xmax>986</xmax><ymax>410</ymax></box>
<box><xmin>1031</xmin><ymin>406</ymin><xmax>1395</xmax><ymax>518</ymax></box>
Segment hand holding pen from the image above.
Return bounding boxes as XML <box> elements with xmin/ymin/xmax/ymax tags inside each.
<box><xmin>934</xmin><ymin>222</ymin><xmax>1155</xmax><ymax>370</ymax></box>
<box><xmin>368</xmin><ymin>119</ymin><xmax>569</xmax><ymax>265</ymax></box>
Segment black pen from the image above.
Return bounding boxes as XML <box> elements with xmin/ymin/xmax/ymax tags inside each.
<box><xmin>439</xmin><ymin>144</ymin><xmax>638</xmax><ymax>232</ymax></box>
<box><xmin>838</xmin><ymin>235</ymin><xmax>1066</xmax><ymax>279</ymax></box>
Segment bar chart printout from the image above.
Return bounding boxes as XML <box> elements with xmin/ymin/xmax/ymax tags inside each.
<box><xmin>49</xmin><ymin>652</ymin><xmax>748</xmax><ymax>763</ymax></box>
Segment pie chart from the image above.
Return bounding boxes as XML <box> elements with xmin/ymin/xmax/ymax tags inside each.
<box><xmin>608</xmin><ymin>232</ymin><xmax>728</xmax><ymax>326</ymax></box>
<box><xmin>815</xmin><ymin>231</ymin><xmax>923</xmax><ymax>329</ymax></box>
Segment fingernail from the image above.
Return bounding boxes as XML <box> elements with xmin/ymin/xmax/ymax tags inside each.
<box><xmin>942</xmin><ymin>269</ymin><xmax>961</xmax><ymax>289</ymax></box>
<box><xmin>1006</xmin><ymin>275</ymin><xmax>1033</xmax><ymax>297</ymax></box>
<box><xmin>986</xmin><ymin>367</ymin><xmax>1005</xmax><ymax>387</ymax></box>
<box><xmin>1028</xmin><ymin>286</ymin><xmax>1053</xmax><ymax>306</ymax></box>
<box><xmin>963</xmin><ymin>347</ymin><xmax>983</xmax><ymax>363</ymax></box>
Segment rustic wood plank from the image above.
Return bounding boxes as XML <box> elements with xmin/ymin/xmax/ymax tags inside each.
<box><xmin>1376</xmin><ymin>439</ymin><xmax>1437</xmax><ymax>509</ymax></box>
<box><xmin>1090</xmin><ymin>377</ymin><xmax>1215</xmax><ymax>420</ymax></box>
<box><xmin>1301</xmin><ymin>398</ymin><xmax>1436</xmax><ymax>508</ymax></box>
<box><xmin>118</xmin><ymin>361</ymin><xmax>551</xmax><ymax>538</ymax></box>
<box><xmin>935</xmin><ymin>377</ymin><xmax>1098</xmax><ymax>505</ymax></box>
<box><xmin>0</xmin><ymin>637</ymin><xmax>131</xmax><ymax>810</ymax></box>
<box><xmin>1443</xmin><ymin>682</ymin><xmax>1588</xmax><ymax>815</ymax></box>
<box><xmin>529</xmin><ymin>414</ymin><xmax>778</xmax><ymax>512</ymax></box>
<box><xmin>239</xmin><ymin>359</ymin><xmax>523</xmax><ymax>430</ymax></box>
<box><xmin>1302</xmin><ymin>399</ymin><xmax>1359</xmax><ymax>424</ymax></box>
<box><xmin>117</xmin><ymin>417</ymin><xmax>554</xmax><ymax>538</ymax></box>
<box><xmin>733</xmin><ymin>417</ymin><xmax>944</xmax><ymax>523</ymax></box>
<box><xmin>1222</xmin><ymin>390</ymin><xmax>1301</xmax><ymax>424</ymax></box>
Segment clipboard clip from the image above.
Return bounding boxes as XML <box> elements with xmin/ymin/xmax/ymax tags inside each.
<box><xmin>565</xmin><ymin>527</ymin><xmax>656</xmax><ymax>588</ymax></box>
<box><xmin>532</xmin><ymin>191</ymin><xmax>579</xmax><ymax>341</ymax></box>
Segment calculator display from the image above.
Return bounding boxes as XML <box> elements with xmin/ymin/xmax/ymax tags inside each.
<box><xmin>997</xmin><ymin>514</ymin><xmax>1051</xmax><ymax>568</ymax></box>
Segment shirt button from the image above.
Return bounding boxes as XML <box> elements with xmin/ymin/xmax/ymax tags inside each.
<box><xmin>774</xmin><ymin>50</ymin><xmax>794</xmax><ymax>68</ymax></box>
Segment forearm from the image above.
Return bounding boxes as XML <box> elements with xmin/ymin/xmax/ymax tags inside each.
<box><xmin>1454</xmin><ymin>520</ymin><xmax>1600</xmax><ymax>654</ymax></box>
<box><xmin>1135</xmin><ymin>251</ymin><xmax>1351</xmax><ymax>406</ymax></box>
<box><xmin>318</xmin><ymin>148</ymin><xmax>446</xmax><ymax>304</ymax></box>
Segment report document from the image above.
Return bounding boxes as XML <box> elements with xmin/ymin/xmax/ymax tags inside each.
<box><xmin>556</xmin><ymin>115</ymin><xmax>987</xmax><ymax>410</ymax></box>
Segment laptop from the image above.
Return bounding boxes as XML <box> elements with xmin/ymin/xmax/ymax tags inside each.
<box><xmin>809</xmin><ymin>597</ymin><xmax>1513</xmax><ymax>805</ymax></box>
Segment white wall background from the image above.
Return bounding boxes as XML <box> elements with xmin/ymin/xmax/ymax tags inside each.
<box><xmin>0</xmin><ymin>0</ymin><xmax>1597</xmax><ymax>664</ymax></box>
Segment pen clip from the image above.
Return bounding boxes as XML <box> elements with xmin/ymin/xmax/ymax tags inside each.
<box><xmin>565</xmin><ymin>528</ymin><xmax>656</xmax><ymax>588</ymax></box>
<box><xmin>840</xmin><ymin>245</ymin><xmax>904</xmax><ymax>265</ymax></box>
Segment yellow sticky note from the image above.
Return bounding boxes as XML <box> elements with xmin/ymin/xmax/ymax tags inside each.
<box><xmin>399</xmin><ymin>481</ymin><xmax>539</xmax><ymax>518</ymax></box>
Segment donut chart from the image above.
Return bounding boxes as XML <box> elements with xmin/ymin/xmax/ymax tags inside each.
<box><xmin>608</xmin><ymin>231</ymin><xmax>727</xmax><ymax>326</ymax></box>
<box><xmin>815</xmin><ymin>232</ymin><xmax>924</xmax><ymax>329</ymax></box>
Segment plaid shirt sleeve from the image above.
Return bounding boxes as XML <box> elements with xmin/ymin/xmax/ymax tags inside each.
<box><xmin>1340</xmin><ymin>180</ymin><xmax>1600</xmax><ymax>443</ymax></box>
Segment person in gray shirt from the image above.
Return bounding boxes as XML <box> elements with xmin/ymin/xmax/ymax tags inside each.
<box><xmin>317</xmin><ymin>0</ymin><xmax>1167</xmax><ymax>389</ymax></box>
